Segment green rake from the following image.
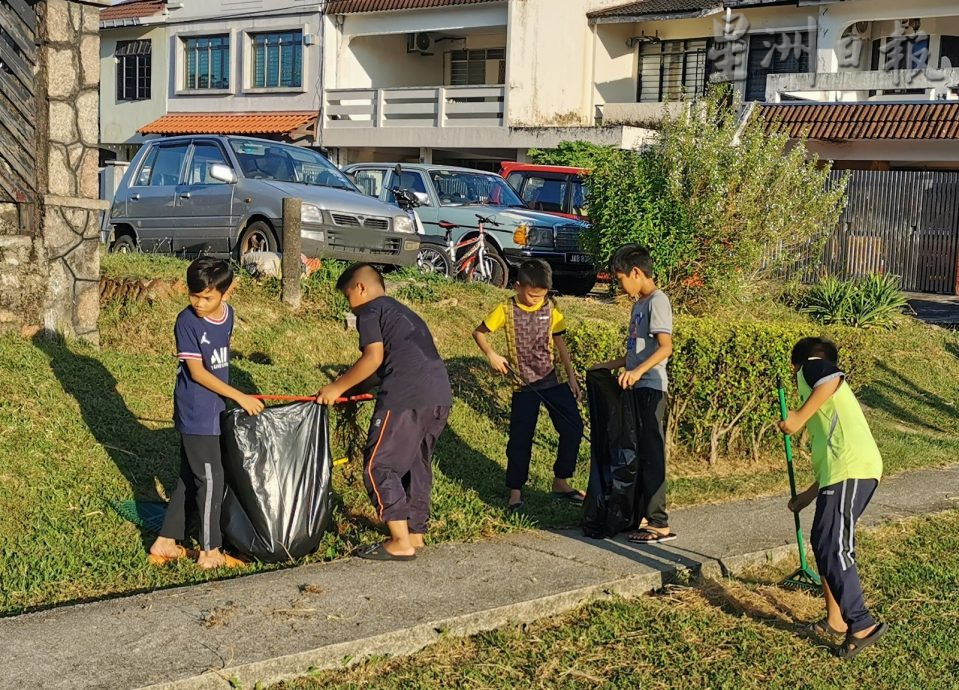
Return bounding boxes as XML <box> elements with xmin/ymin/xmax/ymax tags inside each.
<box><xmin>777</xmin><ymin>379</ymin><xmax>822</xmax><ymax>592</ymax></box>
<box><xmin>107</xmin><ymin>499</ymin><xmax>168</xmax><ymax>534</ymax></box>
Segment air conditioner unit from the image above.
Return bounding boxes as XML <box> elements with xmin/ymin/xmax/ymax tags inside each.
<box><xmin>407</xmin><ymin>32</ymin><xmax>435</xmax><ymax>55</ymax></box>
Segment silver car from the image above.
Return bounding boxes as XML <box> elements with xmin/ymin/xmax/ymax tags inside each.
<box><xmin>106</xmin><ymin>135</ymin><xmax>420</xmax><ymax>265</ymax></box>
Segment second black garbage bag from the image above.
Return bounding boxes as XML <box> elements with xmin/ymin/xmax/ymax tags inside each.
<box><xmin>582</xmin><ymin>368</ymin><xmax>643</xmax><ymax>539</ymax></box>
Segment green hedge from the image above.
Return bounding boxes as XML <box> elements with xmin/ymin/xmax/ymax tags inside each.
<box><xmin>566</xmin><ymin>316</ymin><xmax>877</xmax><ymax>465</ymax></box>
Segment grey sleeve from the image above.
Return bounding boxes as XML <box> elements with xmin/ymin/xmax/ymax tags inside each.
<box><xmin>649</xmin><ymin>292</ymin><xmax>673</xmax><ymax>335</ymax></box>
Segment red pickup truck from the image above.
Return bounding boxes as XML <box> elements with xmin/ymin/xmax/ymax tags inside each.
<box><xmin>499</xmin><ymin>162</ymin><xmax>589</xmax><ymax>222</ymax></box>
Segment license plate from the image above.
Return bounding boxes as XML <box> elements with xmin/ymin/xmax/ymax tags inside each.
<box><xmin>569</xmin><ymin>253</ymin><xmax>590</xmax><ymax>264</ymax></box>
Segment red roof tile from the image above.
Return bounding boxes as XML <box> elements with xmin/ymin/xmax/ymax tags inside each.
<box><xmin>762</xmin><ymin>102</ymin><xmax>959</xmax><ymax>141</ymax></box>
<box><xmin>100</xmin><ymin>0</ymin><xmax>165</xmax><ymax>22</ymax></box>
<box><xmin>327</xmin><ymin>0</ymin><xmax>501</xmax><ymax>14</ymax></box>
<box><xmin>139</xmin><ymin>112</ymin><xmax>318</xmax><ymax>136</ymax></box>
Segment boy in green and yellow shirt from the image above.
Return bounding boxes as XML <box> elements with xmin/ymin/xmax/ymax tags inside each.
<box><xmin>779</xmin><ymin>337</ymin><xmax>887</xmax><ymax>659</ymax></box>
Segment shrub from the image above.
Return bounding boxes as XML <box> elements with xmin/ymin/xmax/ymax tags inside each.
<box><xmin>527</xmin><ymin>141</ymin><xmax>620</xmax><ymax>169</ymax></box>
<box><xmin>565</xmin><ymin>315</ymin><xmax>877</xmax><ymax>465</ymax></box>
<box><xmin>532</xmin><ymin>88</ymin><xmax>847</xmax><ymax>305</ymax></box>
<box><xmin>800</xmin><ymin>274</ymin><xmax>908</xmax><ymax>330</ymax></box>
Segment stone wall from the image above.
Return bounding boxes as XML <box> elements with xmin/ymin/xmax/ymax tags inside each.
<box><xmin>0</xmin><ymin>0</ymin><xmax>107</xmax><ymax>344</ymax></box>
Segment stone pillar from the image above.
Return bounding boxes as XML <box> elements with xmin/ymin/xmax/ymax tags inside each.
<box><xmin>39</xmin><ymin>0</ymin><xmax>108</xmax><ymax>345</ymax></box>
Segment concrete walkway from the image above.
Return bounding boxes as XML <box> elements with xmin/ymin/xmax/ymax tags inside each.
<box><xmin>1</xmin><ymin>465</ymin><xmax>957</xmax><ymax>690</ymax></box>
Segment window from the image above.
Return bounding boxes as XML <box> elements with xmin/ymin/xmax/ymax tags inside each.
<box><xmin>184</xmin><ymin>35</ymin><xmax>230</xmax><ymax>90</ymax></box>
<box><xmin>871</xmin><ymin>34</ymin><xmax>930</xmax><ymax>71</ymax></box>
<box><xmin>230</xmin><ymin>139</ymin><xmax>354</xmax><ymax>190</ymax></box>
<box><xmin>389</xmin><ymin>171</ymin><xmax>428</xmax><ymax>204</ymax></box>
<box><xmin>251</xmin><ymin>30</ymin><xmax>303</xmax><ymax>89</ymax></box>
<box><xmin>447</xmin><ymin>48</ymin><xmax>506</xmax><ymax>86</ymax></box>
<box><xmin>353</xmin><ymin>169</ymin><xmax>386</xmax><ymax>197</ymax></box>
<box><xmin>429</xmin><ymin>171</ymin><xmax>523</xmax><ymax>207</ymax></box>
<box><xmin>745</xmin><ymin>31</ymin><xmax>811</xmax><ymax>102</ymax></box>
<box><xmin>638</xmin><ymin>39</ymin><xmax>713</xmax><ymax>103</ymax></box>
<box><xmin>570</xmin><ymin>179</ymin><xmax>587</xmax><ymax>218</ymax></box>
<box><xmin>187</xmin><ymin>144</ymin><xmax>229</xmax><ymax>185</ymax></box>
<box><xmin>116</xmin><ymin>40</ymin><xmax>151</xmax><ymax>101</ymax></box>
<box><xmin>941</xmin><ymin>36</ymin><xmax>959</xmax><ymax>69</ymax></box>
<box><xmin>520</xmin><ymin>176</ymin><xmax>567</xmax><ymax>213</ymax></box>
<box><xmin>134</xmin><ymin>144</ymin><xmax>188</xmax><ymax>187</ymax></box>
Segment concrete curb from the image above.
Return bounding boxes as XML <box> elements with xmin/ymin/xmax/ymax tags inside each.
<box><xmin>143</xmin><ymin>542</ymin><xmax>803</xmax><ymax>690</ymax></box>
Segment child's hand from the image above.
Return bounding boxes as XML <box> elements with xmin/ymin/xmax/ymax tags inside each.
<box><xmin>617</xmin><ymin>367</ymin><xmax>643</xmax><ymax>389</ymax></box>
<box><xmin>238</xmin><ymin>394</ymin><xmax>265</xmax><ymax>416</ymax></box>
<box><xmin>778</xmin><ymin>411</ymin><xmax>801</xmax><ymax>435</ymax></box>
<box><xmin>487</xmin><ymin>352</ymin><xmax>509</xmax><ymax>375</ymax></box>
<box><xmin>569</xmin><ymin>377</ymin><xmax>582</xmax><ymax>402</ymax></box>
<box><xmin>316</xmin><ymin>384</ymin><xmax>343</xmax><ymax>406</ymax></box>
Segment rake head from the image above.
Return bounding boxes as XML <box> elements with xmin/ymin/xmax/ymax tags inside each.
<box><xmin>782</xmin><ymin>566</ymin><xmax>822</xmax><ymax>592</ymax></box>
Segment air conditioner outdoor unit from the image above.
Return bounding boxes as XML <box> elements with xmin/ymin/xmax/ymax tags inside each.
<box><xmin>407</xmin><ymin>32</ymin><xmax>434</xmax><ymax>55</ymax></box>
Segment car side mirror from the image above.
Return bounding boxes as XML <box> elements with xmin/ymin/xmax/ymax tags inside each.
<box><xmin>413</xmin><ymin>191</ymin><xmax>430</xmax><ymax>207</ymax></box>
<box><xmin>209</xmin><ymin>164</ymin><xmax>237</xmax><ymax>184</ymax></box>
<box><xmin>343</xmin><ymin>171</ymin><xmax>356</xmax><ymax>183</ymax></box>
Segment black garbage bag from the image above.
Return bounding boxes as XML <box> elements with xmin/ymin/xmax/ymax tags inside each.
<box><xmin>220</xmin><ymin>401</ymin><xmax>333</xmax><ymax>562</ymax></box>
<box><xmin>581</xmin><ymin>368</ymin><xmax>641</xmax><ymax>539</ymax></box>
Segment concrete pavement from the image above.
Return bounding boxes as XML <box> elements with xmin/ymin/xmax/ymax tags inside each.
<box><xmin>1</xmin><ymin>464</ymin><xmax>956</xmax><ymax>690</ymax></box>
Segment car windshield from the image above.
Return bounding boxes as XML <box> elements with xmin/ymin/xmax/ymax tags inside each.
<box><xmin>429</xmin><ymin>170</ymin><xmax>525</xmax><ymax>207</ymax></box>
<box><xmin>230</xmin><ymin>139</ymin><xmax>356</xmax><ymax>191</ymax></box>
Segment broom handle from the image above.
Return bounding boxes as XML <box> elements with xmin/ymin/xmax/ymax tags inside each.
<box><xmin>778</xmin><ymin>381</ymin><xmax>811</xmax><ymax>572</ymax></box>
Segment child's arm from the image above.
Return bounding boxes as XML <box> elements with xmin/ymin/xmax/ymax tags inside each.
<box><xmin>788</xmin><ymin>482</ymin><xmax>819</xmax><ymax>513</ymax></box>
<box><xmin>553</xmin><ymin>333</ymin><xmax>581</xmax><ymax>401</ymax></box>
<box><xmin>473</xmin><ymin>325</ymin><xmax>509</xmax><ymax>374</ymax></box>
<box><xmin>316</xmin><ymin>343</ymin><xmax>384</xmax><ymax>405</ymax></box>
<box><xmin>778</xmin><ymin>376</ymin><xmax>843</xmax><ymax>435</ymax></box>
<box><xmin>588</xmin><ymin>357</ymin><xmax>627</xmax><ymax>371</ymax></box>
<box><xmin>183</xmin><ymin>359</ymin><xmax>264</xmax><ymax>416</ymax></box>
<box><xmin>618</xmin><ymin>332</ymin><xmax>673</xmax><ymax>389</ymax></box>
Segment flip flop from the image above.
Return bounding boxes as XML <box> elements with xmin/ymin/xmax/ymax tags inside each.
<box><xmin>147</xmin><ymin>545</ymin><xmax>197</xmax><ymax>566</ymax></box>
<box><xmin>627</xmin><ymin>528</ymin><xmax>678</xmax><ymax>544</ymax></box>
<box><xmin>358</xmin><ymin>544</ymin><xmax>416</xmax><ymax>562</ymax></box>
<box><xmin>506</xmin><ymin>501</ymin><xmax>525</xmax><ymax>515</ymax></box>
<box><xmin>551</xmin><ymin>490</ymin><xmax>586</xmax><ymax>505</ymax></box>
<box><xmin>837</xmin><ymin>622</ymin><xmax>889</xmax><ymax>659</ymax></box>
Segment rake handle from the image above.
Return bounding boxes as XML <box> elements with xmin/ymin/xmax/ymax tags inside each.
<box><xmin>777</xmin><ymin>379</ymin><xmax>812</xmax><ymax>573</ymax></box>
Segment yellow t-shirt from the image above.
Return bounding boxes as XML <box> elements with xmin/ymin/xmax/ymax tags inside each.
<box><xmin>483</xmin><ymin>299</ymin><xmax>567</xmax><ymax>334</ymax></box>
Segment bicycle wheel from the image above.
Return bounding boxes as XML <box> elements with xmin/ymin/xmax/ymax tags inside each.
<box><xmin>416</xmin><ymin>243</ymin><xmax>453</xmax><ymax>278</ymax></box>
<box><xmin>468</xmin><ymin>246</ymin><xmax>509</xmax><ymax>289</ymax></box>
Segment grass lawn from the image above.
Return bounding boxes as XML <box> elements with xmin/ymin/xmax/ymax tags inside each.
<box><xmin>1</xmin><ymin>252</ymin><xmax>958</xmax><ymax>614</ymax></box>
<box><xmin>279</xmin><ymin>510</ymin><xmax>959</xmax><ymax>690</ymax></box>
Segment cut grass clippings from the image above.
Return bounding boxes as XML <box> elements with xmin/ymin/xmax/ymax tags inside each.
<box><xmin>1</xmin><ymin>252</ymin><xmax>958</xmax><ymax>614</ymax></box>
<box><xmin>278</xmin><ymin>511</ymin><xmax>959</xmax><ymax>690</ymax></box>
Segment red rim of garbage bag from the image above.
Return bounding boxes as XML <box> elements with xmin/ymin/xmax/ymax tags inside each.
<box><xmin>252</xmin><ymin>394</ymin><xmax>374</xmax><ymax>404</ymax></box>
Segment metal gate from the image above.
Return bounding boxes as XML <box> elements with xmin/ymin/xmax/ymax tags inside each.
<box><xmin>0</xmin><ymin>0</ymin><xmax>39</xmax><ymax>204</ymax></box>
<box><xmin>821</xmin><ymin>170</ymin><xmax>959</xmax><ymax>294</ymax></box>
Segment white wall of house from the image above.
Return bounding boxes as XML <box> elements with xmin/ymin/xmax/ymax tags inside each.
<box><xmin>165</xmin><ymin>11</ymin><xmax>322</xmax><ymax>113</ymax></box>
<box><xmin>332</xmin><ymin>30</ymin><xmax>507</xmax><ymax>90</ymax></box>
<box><xmin>99</xmin><ymin>25</ymin><xmax>169</xmax><ymax>145</ymax></box>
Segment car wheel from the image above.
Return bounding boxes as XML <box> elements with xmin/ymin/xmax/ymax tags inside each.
<box><xmin>110</xmin><ymin>233</ymin><xmax>137</xmax><ymax>254</ymax></box>
<box><xmin>416</xmin><ymin>243</ymin><xmax>453</xmax><ymax>278</ymax></box>
<box><xmin>236</xmin><ymin>221</ymin><xmax>277</xmax><ymax>259</ymax></box>
<box><xmin>556</xmin><ymin>275</ymin><xmax>598</xmax><ymax>296</ymax></box>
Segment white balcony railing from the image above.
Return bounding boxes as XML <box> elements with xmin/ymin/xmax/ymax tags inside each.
<box><xmin>324</xmin><ymin>85</ymin><xmax>506</xmax><ymax>129</ymax></box>
<box><xmin>766</xmin><ymin>68</ymin><xmax>959</xmax><ymax>102</ymax></box>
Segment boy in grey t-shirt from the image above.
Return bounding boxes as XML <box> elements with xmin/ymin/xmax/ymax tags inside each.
<box><xmin>592</xmin><ymin>244</ymin><xmax>676</xmax><ymax>544</ymax></box>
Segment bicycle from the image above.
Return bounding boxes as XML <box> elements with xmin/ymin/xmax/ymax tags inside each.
<box><xmin>416</xmin><ymin>213</ymin><xmax>509</xmax><ymax>288</ymax></box>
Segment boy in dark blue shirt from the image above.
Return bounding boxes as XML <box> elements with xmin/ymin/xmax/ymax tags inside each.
<box><xmin>317</xmin><ymin>263</ymin><xmax>452</xmax><ymax>562</ymax></box>
<box><xmin>149</xmin><ymin>258</ymin><xmax>264</xmax><ymax>570</ymax></box>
